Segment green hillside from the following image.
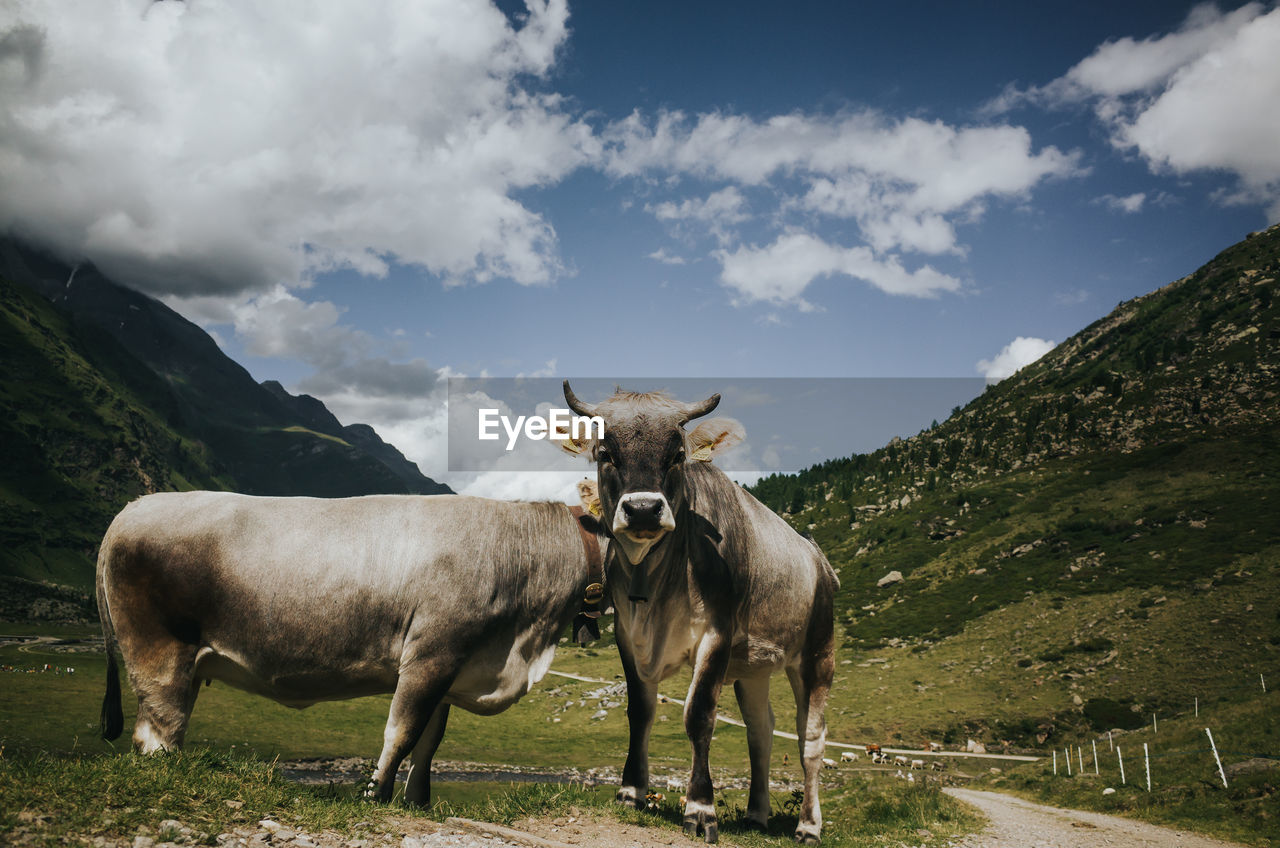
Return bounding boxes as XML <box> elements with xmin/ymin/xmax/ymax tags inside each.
<box><xmin>750</xmin><ymin>223</ymin><xmax>1280</xmax><ymax>749</ymax></box>
<box><xmin>0</xmin><ymin>273</ymin><xmax>231</xmax><ymax>592</ymax></box>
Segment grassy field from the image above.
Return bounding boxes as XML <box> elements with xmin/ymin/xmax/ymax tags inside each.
<box><xmin>0</xmin><ymin>625</ymin><xmax>981</xmax><ymax>847</ymax></box>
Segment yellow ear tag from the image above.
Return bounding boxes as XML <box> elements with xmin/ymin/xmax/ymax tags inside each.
<box><xmin>562</xmin><ymin>438</ymin><xmax>586</xmax><ymax>455</ymax></box>
<box><xmin>587</xmin><ymin>498</ymin><xmax>602</xmax><ymax>518</ymax></box>
<box><xmin>689</xmin><ymin>443</ymin><xmax>715</xmax><ymax>462</ymax></box>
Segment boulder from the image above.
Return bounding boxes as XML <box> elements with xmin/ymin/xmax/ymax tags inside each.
<box><xmin>877</xmin><ymin>570</ymin><xmax>904</xmax><ymax>588</ymax></box>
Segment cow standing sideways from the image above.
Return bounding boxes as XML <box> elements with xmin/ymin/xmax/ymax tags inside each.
<box><xmin>97</xmin><ymin>493</ymin><xmax>603</xmax><ymax>806</ymax></box>
<box><xmin>562</xmin><ymin>383</ymin><xmax>838</xmax><ymax>844</ymax></box>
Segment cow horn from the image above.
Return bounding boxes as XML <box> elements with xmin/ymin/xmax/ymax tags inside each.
<box><xmin>563</xmin><ymin>380</ymin><xmax>597</xmax><ymax>418</ymax></box>
<box><xmin>681</xmin><ymin>393</ymin><xmax>721</xmax><ymax>423</ymax></box>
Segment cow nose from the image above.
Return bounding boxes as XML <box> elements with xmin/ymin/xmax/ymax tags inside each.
<box><xmin>621</xmin><ymin>496</ymin><xmax>664</xmax><ymax>531</ymax></box>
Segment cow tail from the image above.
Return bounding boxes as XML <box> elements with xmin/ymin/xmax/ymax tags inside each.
<box><xmin>97</xmin><ymin>536</ymin><xmax>124</xmax><ymax>742</ymax></box>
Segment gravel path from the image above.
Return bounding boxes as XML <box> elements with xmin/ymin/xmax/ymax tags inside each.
<box><xmin>943</xmin><ymin>788</ymin><xmax>1249</xmax><ymax>848</ymax></box>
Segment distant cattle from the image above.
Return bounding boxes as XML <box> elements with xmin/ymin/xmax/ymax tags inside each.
<box><xmin>97</xmin><ymin>492</ymin><xmax>605</xmax><ymax>806</ymax></box>
<box><xmin>563</xmin><ymin>384</ymin><xmax>837</xmax><ymax>844</ymax></box>
<box><xmin>840</xmin><ymin>750</ymin><xmax>859</xmax><ymax>762</ymax></box>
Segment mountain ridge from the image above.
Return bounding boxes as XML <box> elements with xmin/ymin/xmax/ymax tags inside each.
<box><xmin>0</xmin><ymin>236</ymin><xmax>451</xmax><ymax>597</ymax></box>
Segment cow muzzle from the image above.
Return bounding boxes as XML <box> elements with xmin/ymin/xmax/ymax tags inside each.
<box><xmin>613</xmin><ymin>491</ymin><xmax>676</xmax><ymax>540</ymax></box>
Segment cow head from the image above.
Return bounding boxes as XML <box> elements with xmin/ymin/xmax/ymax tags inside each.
<box><xmin>562</xmin><ymin>381</ymin><xmax>743</xmax><ymax>566</ymax></box>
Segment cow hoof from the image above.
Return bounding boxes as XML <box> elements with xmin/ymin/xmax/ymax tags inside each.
<box><xmin>744</xmin><ymin>816</ymin><xmax>768</xmax><ymax>833</ymax></box>
<box><xmin>793</xmin><ymin>826</ymin><xmax>821</xmax><ymax>845</ymax></box>
<box><xmin>682</xmin><ymin>801</ymin><xmax>717</xmax><ymax>844</ymax></box>
<box><xmin>615</xmin><ymin>786</ymin><xmax>643</xmax><ymax>809</ymax></box>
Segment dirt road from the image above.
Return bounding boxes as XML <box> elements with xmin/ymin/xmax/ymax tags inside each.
<box><xmin>944</xmin><ymin>788</ymin><xmax>1249</xmax><ymax>848</ymax></box>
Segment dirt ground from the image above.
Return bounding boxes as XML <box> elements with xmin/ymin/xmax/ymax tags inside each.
<box><xmin>943</xmin><ymin>788</ymin><xmax>1250</xmax><ymax>848</ymax></box>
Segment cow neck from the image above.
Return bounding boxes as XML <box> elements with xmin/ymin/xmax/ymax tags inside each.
<box><xmin>568</xmin><ymin>506</ymin><xmax>604</xmax><ymax>600</ymax></box>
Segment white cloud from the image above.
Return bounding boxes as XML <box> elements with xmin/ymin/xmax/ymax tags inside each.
<box><xmin>647</xmin><ymin>186</ymin><xmax>748</xmax><ymax>245</ymax></box>
<box><xmin>1094</xmin><ymin>192</ymin><xmax>1147</xmax><ymax>214</ymax></box>
<box><xmin>993</xmin><ymin>3</ymin><xmax>1280</xmax><ymax>219</ymax></box>
<box><xmin>647</xmin><ymin>248</ymin><xmax>687</xmax><ymax>265</ymax></box>
<box><xmin>605</xmin><ymin>107</ymin><xmax>1078</xmax><ymax>308</ymax></box>
<box><xmin>606</xmin><ymin>108</ymin><xmax>1081</xmax><ymax>256</ymax></box>
<box><xmin>0</xmin><ymin>0</ymin><xmax>596</xmax><ymax>298</ymax></box>
<box><xmin>976</xmin><ymin>336</ymin><xmax>1057</xmax><ymax>381</ymax></box>
<box><xmin>716</xmin><ymin>230</ymin><xmax>962</xmax><ymax>307</ymax></box>
<box><xmin>648</xmin><ymin>187</ymin><xmax>749</xmax><ymax>224</ymax></box>
<box><xmin>230</xmin><ymin>288</ymin><xmax>371</xmax><ymax>371</ymax></box>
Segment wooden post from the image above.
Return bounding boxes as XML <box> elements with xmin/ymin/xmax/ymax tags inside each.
<box><xmin>1118</xmin><ymin>746</ymin><xmax>1126</xmax><ymax>785</ymax></box>
<box><xmin>1206</xmin><ymin>728</ymin><xmax>1228</xmax><ymax>789</ymax></box>
<box><xmin>1153</xmin><ymin>713</ymin><xmax>1158</xmax><ymax>734</ymax></box>
<box><xmin>1194</xmin><ymin>696</ymin><xmax>1198</xmax><ymax>718</ymax></box>
<box><xmin>1092</xmin><ymin>739</ymin><xmax>1099</xmax><ymax>774</ymax></box>
<box><xmin>1066</xmin><ymin>747</ymin><xmax>1072</xmax><ymax>776</ymax></box>
<box><xmin>1262</xmin><ymin>673</ymin><xmax>1267</xmax><ymax>694</ymax></box>
<box><xmin>1078</xmin><ymin>746</ymin><xmax>1085</xmax><ymax>774</ymax></box>
<box><xmin>1053</xmin><ymin>749</ymin><xmax>1057</xmax><ymax>776</ymax></box>
<box><xmin>1144</xmin><ymin>742</ymin><xmax>1151</xmax><ymax>792</ymax></box>
<box><xmin>1109</xmin><ymin>731</ymin><xmax>1113</xmax><ymax>752</ymax></box>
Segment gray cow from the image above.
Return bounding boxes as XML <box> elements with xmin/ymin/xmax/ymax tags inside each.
<box><xmin>97</xmin><ymin>492</ymin><xmax>603</xmax><ymax>806</ymax></box>
<box><xmin>562</xmin><ymin>383</ymin><xmax>838</xmax><ymax>844</ymax></box>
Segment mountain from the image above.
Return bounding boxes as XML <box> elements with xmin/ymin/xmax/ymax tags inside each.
<box><xmin>749</xmin><ymin>223</ymin><xmax>1280</xmax><ymax>749</ymax></box>
<box><xmin>0</xmin><ymin>237</ymin><xmax>450</xmax><ymax>601</ymax></box>
<box><xmin>261</xmin><ymin>381</ymin><xmax>449</xmax><ymax>496</ymax></box>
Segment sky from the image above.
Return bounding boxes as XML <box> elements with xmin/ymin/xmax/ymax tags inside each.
<box><xmin>2</xmin><ymin>1</ymin><xmax>1279</xmax><ymax>499</ymax></box>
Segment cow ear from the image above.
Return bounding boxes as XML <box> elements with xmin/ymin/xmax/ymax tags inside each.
<box><xmin>687</xmin><ymin>417</ymin><xmax>745</xmax><ymax>462</ymax></box>
<box><xmin>577</xmin><ymin>478</ymin><xmax>603</xmax><ymax>518</ymax></box>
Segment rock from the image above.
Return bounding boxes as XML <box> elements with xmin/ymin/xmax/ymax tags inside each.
<box><xmin>1072</xmin><ymin>694</ymin><xmax>1083</xmax><ymax>706</ymax></box>
<box><xmin>258</xmin><ymin>822</ymin><xmax>282</xmax><ymax>835</ymax></box>
<box><xmin>133</xmin><ymin>838</ymin><xmax>156</xmax><ymax>848</ymax></box>
<box><xmin>966</xmin><ymin>739</ymin><xmax>986</xmax><ymax>754</ymax></box>
<box><xmin>876</xmin><ymin>570</ymin><xmax>904</xmax><ymax>588</ymax></box>
<box><xmin>591</xmin><ymin>709</ymin><xmax>608</xmax><ymax>720</ymax></box>
<box><xmin>1103</xmin><ymin>787</ymin><xmax>1116</xmax><ymax>795</ymax></box>
<box><xmin>1225</xmin><ymin>758</ymin><xmax>1280</xmax><ymax>778</ymax></box>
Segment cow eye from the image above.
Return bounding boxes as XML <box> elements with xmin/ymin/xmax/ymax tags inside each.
<box><xmin>596</xmin><ymin>448</ymin><xmax>612</xmax><ymax>464</ymax></box>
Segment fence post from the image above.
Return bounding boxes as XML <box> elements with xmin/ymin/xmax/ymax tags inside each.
<box><xmin>1118</xmin><ymin>746</ymin><xmax>1126</xmax><ymax>785</ymax></box>
<box><xmin>1263</xmin><ymin>673</ymin><xmax>1267</xmax><ymax>694</ymax></box>
<box><xmin>1078</xmin><ymin>746</ymin><xmax>1084</xmax><ymax>774</ymax></box>
<box><xmin>1092</xmin><ymin>739</ymin><xmax>1099</xmax><ymax>775</ymax></box>
<box><xmin>1153</xmin><ymin>713</ymin><xmax>1158</xmax><ymax>734</ymax></box>
<box><xmin>1144</xmin><ymin>742</ymin><xmax>1151</xmax><ymax>792</ymax></box>
<box><xmin>1066</xmin><ymin>747</ymin><xmax>1072</xmax><ymax>776</ymax></box>
<box><xmin>1195</xmin><ymin>696</ymin><xmax>1198</xmax><ymax>718</ymax></box>
<box><xmin>1206</xmin><ymin>728</ymin><xmax>1228</xmax><ymax>789</ymax></box>
<box><xmin>1053</xmin><ymin>749</ymin><xmax>1057</xmax><ymax>776</ymax></box>
<box><xmin>1109</xmin><ymin>731</ymin><xmax>1113</xmax><ymax>752</ymax></box>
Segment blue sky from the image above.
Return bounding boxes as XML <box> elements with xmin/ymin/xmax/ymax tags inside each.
<box><xmin>2</xmin><ymin>1</ymin><xmax>1278</xmax><ymax>497</ymax></box>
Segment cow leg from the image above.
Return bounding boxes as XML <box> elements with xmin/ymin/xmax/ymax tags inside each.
<box><xmin>733</xmin><ymin>676</ymin><xmax>774</xmax><ymax>832</ymax></box>
<box><xmin>404</xmin><ymin>702</ymin><xmax>450</xmax><ymax>808</ymax></box>
<box><xmin>786</xmin><ymin>643</ymin><xmax>834</xmax><ymax>845</ymax></box>
<box><xmin>122</xmin><ymin>635</ymin><xmax>200</xmax><ymax>753</ymax></box>
<box><xmin>367</xmin><ymin>659</ymin><xmax>457</xmax><ymax>802</ymax></box>
<box><xmin>682</xmin><ymin>637</ymin><xmax>730</xmax><ymax>844</ymax></box>
<box><xmin>616</xmin><ymin>634</ymin><xmax>657</xmax><ymax>809</ymax></box>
